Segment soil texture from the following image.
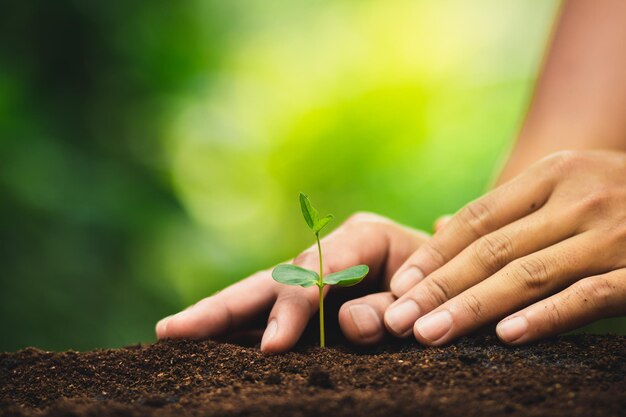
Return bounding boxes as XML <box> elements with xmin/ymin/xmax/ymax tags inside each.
<box><xmin>1</xmin><ymin>334</ymin><xmax>624</xmax><ymax>417</ymax></box>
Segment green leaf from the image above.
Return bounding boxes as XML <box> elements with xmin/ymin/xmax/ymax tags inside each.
<box><xmin>300</xmin><ymin>192</ymin><xmax>334</xmax><ymax>234</ymax></box>
<box><xmin>272</xmin><ymin>264</ymin><xmax>319</xmax><ymax>288</ymax></box>
<box><xmin>323</xmin><ymin>265</ymin><xmax>369</xmax><ymax>287</ymax></box>
<box><xmin>299</xmin><ymin>192</ymin><xmax>318</xmax><ymax>230</ymax></box>
<box><xmin>313</xmin><ymin>214</ymin><xmax>334</xmax><ymax>233</ymax></box>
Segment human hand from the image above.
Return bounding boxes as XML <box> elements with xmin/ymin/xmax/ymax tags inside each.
<box><xmin>156</xmin><ymin>213</ymin><xmax>429</xmax><ymax>352</ymax></box>
<box><xmin>386</xmin><ymin>150</ymin><xmax>626</xmax><ymax>346</ymax></box>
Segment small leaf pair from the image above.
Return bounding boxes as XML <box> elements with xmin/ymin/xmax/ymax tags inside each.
<box><xmin>272</xmin><ymin>264</ymin><xmax>369</xmax><ymax>288</ymax></box>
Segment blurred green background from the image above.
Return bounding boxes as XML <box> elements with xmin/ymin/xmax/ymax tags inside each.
<box><xmin>1</xmin><ymin>0</ymin><xmax>621</xmax><ymax>351</ymax></box>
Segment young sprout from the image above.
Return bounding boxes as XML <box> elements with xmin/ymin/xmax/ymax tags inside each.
<box><xmin>272</xmin><ymin>193</ymin><xmax>369</xmax><ymax>348</ymax></box>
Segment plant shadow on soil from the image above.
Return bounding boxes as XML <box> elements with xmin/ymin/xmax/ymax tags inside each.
<box><xmin>1</xmin><ymin>322</ymin><xmax>625</xmax><ymax>417</ymax></box>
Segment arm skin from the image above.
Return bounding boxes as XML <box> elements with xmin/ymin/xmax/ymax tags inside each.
<box><xmin>497</xmin><ymin>0</ymin><xmax>626</xmax><ymax>184</ymax></box>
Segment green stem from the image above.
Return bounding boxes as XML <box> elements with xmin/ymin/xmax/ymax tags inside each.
<box><xmin>316</xmin><ymin>233</ymin><xmax>325</xmax><ymax>348</ymax></box>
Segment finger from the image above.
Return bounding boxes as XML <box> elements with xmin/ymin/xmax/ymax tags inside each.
<box><xmin>261</xmin><ymin>215</ymin><xmax>427</xmax><ymax>353</ymax></box>
<box><xmin>261</xmin><ymin>284</ymin><xmax>325</xmax><ymax>353</ymax></box>
<box><xmin>411</xmin><ymin>232</ymin><xmax>611</xmax><ymax>345</ymax></box>
<box><xmin>338</xmin><ymin>292</ymin><xmax>395</xmax><ymax>345</ymax></box>
<box><xmin>433</xmin><ymin>215</ymin><xmax>452</xmax><ymax>233</ymax></box>
<box><xmin>384</xmin><ymin>203</ymin><xmax>576</xmax><ymax>336</ymax></box>
<box><xmin>390</xmin><ymin>162</ymin><xmax>557</xmax><ymax>297</ymax></box>
<box><xmin>156</xmin><ymin>270</ymin><xmax>278</xmax><ymax>340</ymax></box>
<box><xmin>496</xmin><ymin>269</ymin><xmax>626</xmax><ymax>344</ymax></box>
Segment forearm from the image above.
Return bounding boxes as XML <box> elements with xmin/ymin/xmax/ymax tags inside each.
<box><xmin>497</xmin><ymin>0</ymin><xmax>626</xmax><ymax>185</ymax></box>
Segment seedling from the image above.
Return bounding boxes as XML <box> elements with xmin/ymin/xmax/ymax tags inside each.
<box><xmin>272</xmin><ymin>193</ymin><xmax>369</xmax><ymax>348</ymax></box>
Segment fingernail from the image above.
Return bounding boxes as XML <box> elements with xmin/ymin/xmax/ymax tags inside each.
<box><xmin>392</xmin><ymin>267</ymin><xmax>425</xmax><ymax>295</ymax></box>
<box><xmin>261</xmin><ymin>319</ymin><xmax>278</xmax><ymax>350</ymax></box>
<box><xmin>496</xmin><ymin>316</ymin><xmax>528</xmax><ymax>343</ymax></box>
<box><xmin>415</xmin><ymin>310</ymin><xmax>452</xmax><ymax>342</ymax></box>
<box><xmin>385</xmin><ymin>300</ymin><xmax>420</xmax><ymax>337</ymax></box>
<box><xmin>157</xmin><ymin>310</ymin><xmax>190</xmax><ymax>337</ymax></box>
<box><xmin>349</xmin><ymin>304</ymin><xmax>382</xmax><ymax>339</ymax></box>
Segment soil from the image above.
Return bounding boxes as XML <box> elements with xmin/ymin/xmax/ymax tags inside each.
<box><xmin>1</xmin><ymin>334</ymin><xmax>624</xmax><ymax>417</ymax></box>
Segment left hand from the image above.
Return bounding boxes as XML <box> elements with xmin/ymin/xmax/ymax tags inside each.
<box><xmin>385</xmin><ymin>150</ymin><xmax>626</xmax><ymax>345</ymax></box>
<box><xmin>156</xmin><ymin>212</ymin><xmax>429</xmax><ymax>352</ymax></box>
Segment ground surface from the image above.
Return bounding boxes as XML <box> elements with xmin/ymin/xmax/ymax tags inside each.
<box><xmin>0</xmin><ymin>334</ymin><xmax>624</xmax><ymax>417</ymax></box>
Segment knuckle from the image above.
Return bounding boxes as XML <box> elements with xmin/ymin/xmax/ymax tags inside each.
<box><xmin>294</xmin><ymin>248</ymin><xmax>338</xmax><ymax>276</ymax></box>
<box><xmin>573</xmin><ymin>277</ymin><xmax>615</xmax><ymax>313</ymax></box>
<box><xmin>473</xmin><ymin>233</ymin><xmax>514</xmax><ymax>273</ymax></box>
<box><xmin>346</xmin><ymin>211</ymin><xmax>383</xmax><ymax>224</ymax></box>
<box><xmin>343</xmin><ymin>211</ymin><xmax>390</xmax><ymax>237</ymax></box>
<box><xmin>510</xmin><ymin>257</ymin><xmax>551</xmax><ymax>291</ymax></box>
<box><xmin>545</xmin><ymin>150</ymin><xmax>586</xmax><ymax>176</ymax></box>
<box><xmin>422</xmin><ymin>240</ymin><xmax>448</xmax><ymax>266</ymax></box>
<box><xmin>323</xmin><ymin>257</ymin><xmax>341</xmax><ymax>276</ymax></box>
<box><xmin>459</xmin><ymin>294</ymin><xmax>485</xmax><ymax>321</ymax></box>
<box><xmin>611</xmin><ymin>223</ymin><xmax>626</xmax><ymax>247</ymax></box>
<box><xmin>293</xmin><ymin>248</ymin><xmax>316</xmax><ymax>267</ymax></box>
<box><xmin>459</xmin><ymin>200</ymin><xmax>493</xmax><ymax>237</ymax></box>
<box><xmin>423</xmin><ymin>275</ymin><xmax>453</xmax><ymax>305</ymax></box>
<box><xmin>576</xmin><ymin>188</ymin><xmax>612</xmax><ymax>215</ymax></box>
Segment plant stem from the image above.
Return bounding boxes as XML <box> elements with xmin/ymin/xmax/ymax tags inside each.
<box><xmin>315</xmin><ymin>232</ymin><xmax>325</xmax><ymax>348</ymax></box>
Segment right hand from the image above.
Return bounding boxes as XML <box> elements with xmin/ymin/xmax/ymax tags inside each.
<box><xmin>156</xmin><ymin>212</ymin><xmax>430</xmax><ymax>353</ymax></box>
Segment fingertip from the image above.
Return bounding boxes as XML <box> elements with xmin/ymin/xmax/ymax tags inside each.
<box><xmin>338</xmin><ymin>304</ymin><xmax>361</xmax><ymax>344</ymax></box>
<box><xmin>155</xmin><ymin>315</ymin><xmax>172</xmax><ymax>339</ymax></box>
<box><xmin>158</xmin><ymin>310</ymin><xmax>191</xmax><ymax>338</ymax></box>
<box><xmin>412</xmin><ymin>323</ymin><xmax>446</xmax><ymax>347</ymax></box>
<box><xmin>260</xmin><ymin>319</ymin><xmax>278</xmax><ymax>352</ymax></box>
<box><xmin>260</xmin><ymin>343</ymin><xmax>288</xmax><ymax>354</ymax></box>
<box><xmin>389</xmin><ymin>266</ymin><xmax>425</xmax><ymax>298</ymax></box>
<box><xmin>158</xmin><ymin>304</ymin><xmax>231</xmax><ymax>340</ymax></box>
<box><xmin>412</xmin><ymin>310</ymin><xmax>452</xmax><ymax>346</ymax></box>
<box><xmin>339</xmin><ymin>303</ymin><xmax>385</xmax><ymax>345</ymax></box>
<box><xmin>260</xmin><ymin>319</ymin><xmax>294</xmax><ymax>353</ymax></box>
<box><xmin>384</xmin><ymin>299</ymin><xmax>419</xmax><ymax>338</ymax></box>
<box><xmin>496</xmin><ymin>316</ymin><xmax>529</xmax><ymax>344</ymax></box>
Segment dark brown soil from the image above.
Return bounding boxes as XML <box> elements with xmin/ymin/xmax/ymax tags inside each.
<box><xmin>1</xmin><ymin>334</ymin><xmax>624</xmax><ymax>417</ymax></box>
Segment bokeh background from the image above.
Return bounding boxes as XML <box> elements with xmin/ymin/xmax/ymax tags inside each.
<box><xmin>2</xmin><ymin>0</ymin><xmax>622</xmax><ymax>351</ymax></box>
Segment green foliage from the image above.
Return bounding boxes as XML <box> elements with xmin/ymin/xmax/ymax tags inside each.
<box><xmin>323</xmin><ymin>265</ymin><xmax>369</xmax><ymax>287</ymax></box>
<box><xmin>271</xmin><ymin>264</ymin><xmax>319</xmax><ymax>287</ymax></box>
<box><xmin>298</xmin><ymin>192</ymin><xmax>317</xmax><ymax>230</ymax></box>
<box><xmin>299</xmin><ymin>192</ymin><xmax>334</xmax><ymax>234</ymax></box>
<box><xmin>272</xmin><ymin>193</ymin><xmax>369</xmax><ymax>347</ymax></box>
